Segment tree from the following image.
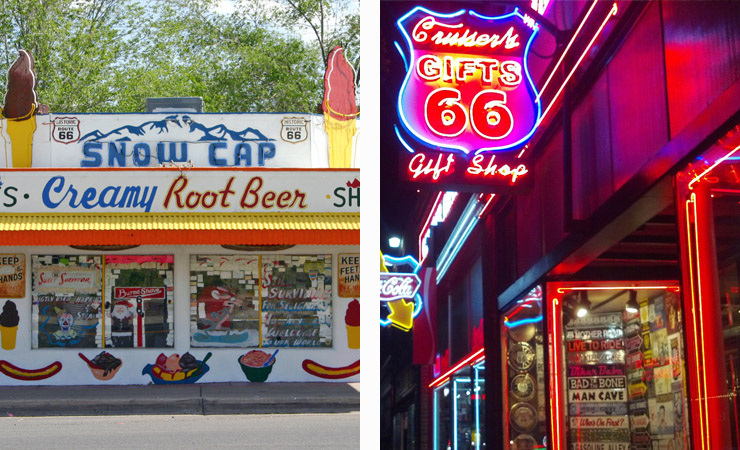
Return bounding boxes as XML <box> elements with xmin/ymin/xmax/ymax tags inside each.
<box><xmin>1</xmin><ymin>0</ymin><xmax>144</xmax><ymax>112</ymax></box>
<box><xmin>0</xmin><ymin>0</ymin><xmax>353</xmax><ymax>113</ymax></box>
<box><xmin>240</xmin><ymin>0</ymin><xmax>360</xmax><ymax>84</ymax></box>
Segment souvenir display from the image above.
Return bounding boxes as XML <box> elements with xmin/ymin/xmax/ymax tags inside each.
<box><xmin>510</xmin><ymin>373</ymin><xmax>536</xmax><ymax>401</ymax></box>
<box><xmin>565</xmin><ymin>311</ymin><xmax>628</xmax><ymax>449</ymax></box>
<box><xmin>509</xmin><ymin>323</ymin><xmax>536</xmax><ymax>342</ymax></box>
<box><xmin>508</xmin><ymin>342</ymin><xmax>535</xmax><ymax>371</ymax></box>
<box><xmin>510</xmin><ymin>402</ymin><xmax>538</xmax><ymax>432</ymax></box>
<box><xmin>503</xmin><ymin>286</ymin><xmax>546</xmax><ymax>450</ymax></box>
<box><xmin>561</xmin><ymin>288</ymin><xmax>689</xmax><ymax>450</ymax></box>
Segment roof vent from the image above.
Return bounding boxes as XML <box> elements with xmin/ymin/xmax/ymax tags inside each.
<box><xmin>145</xmin><ymin>97</ymin><xmax>204</xmax><ymax>113</ymax></box>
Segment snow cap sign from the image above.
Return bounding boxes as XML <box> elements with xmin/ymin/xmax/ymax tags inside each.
<box><xmin>397</xmin><ymin>7</ymin><xmax>540</xmax><ymax>154</ymax></box>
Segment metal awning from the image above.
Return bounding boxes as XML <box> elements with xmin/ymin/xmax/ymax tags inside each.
<box><xmin>0</xmin><ymin>213</ymin><xmax>359</xmax><ymax>246</ymax></box>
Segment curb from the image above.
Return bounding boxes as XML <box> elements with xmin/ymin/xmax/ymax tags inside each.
<box><xmin>0</xmin><ymin>382</ymin><xmax>360</xmax><ymax>417</ymax></box>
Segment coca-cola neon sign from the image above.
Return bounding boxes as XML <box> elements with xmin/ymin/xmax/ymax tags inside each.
<box><xmin>380</xmin><ymin>273</ymin><xmax>421</xmax><ymax>302</ymax></box>
<box><xmin>397</xmin><ymin>7</ymin><xmax>541</xmax><ymax>154</ymax></box>
<box><xmin>380</xmin><ymin>254</ymin><xmax>424</xmax><ymax>332</ymax></box>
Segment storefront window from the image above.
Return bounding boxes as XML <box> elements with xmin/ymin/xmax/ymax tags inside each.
<box><xmin>190</xmin><ymin>254</ymin><xmax>332</xmax><ymax>347</ymax></box>
<box><xmin>32</xmin><ymin>254</ymin><xmax>176</xmax><ymax>349</ymax></box>
<box><xmin>501</xmin><ymin>285</ymin><xmax>546</xmax><ymax>450</ymax></box>
<box><xmin>677</xmin><ymin>129</ymin><xmax>740</xmax><ymax>448</ymax></box>
<box><xmin>548</xmin><ymin>283</ymin><xmax>690</xmax><ymax>450</ymax></box>
<box><xmin>435</xmin><ymin>383</ymin><xmax>453</xmax><ymax>449</ymax></box>
<box><xmin>105</xmin><ymin>255</ymin><xmax>174</xmax><ymax>348</ymax></box>
<box><xmin>32</xmin><ymin>255</ymin><xmax>102</xmax><ymax>348</ymax></box>
<box><xmin>432</xmin><ymin>351</ymin><xmax>486</xmax><ymax>450</ymax></box>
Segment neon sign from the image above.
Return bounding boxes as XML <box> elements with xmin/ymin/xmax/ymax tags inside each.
<box><xmin>380</xmin><ymin>253</ymin><xmax>423</xmax><ymax>332</ymax></box>
<box><xmin>397</xmin><ymin>7</ymin><xmax>541</xmax><ymax>155</ymax></box>
<box><xmin>400</xmin><ymin>148</ymin><xmax>530</xmax><ymax>190</ymax></box>
<box><xmin>419</xmin><ymin>191</ymin><xmax>458</xmax><ymax>263</ymax></box>
<box><xmin>380</xmin><ymin>273</ymin><xmax>421</xmax><ymax>301</ymax></box>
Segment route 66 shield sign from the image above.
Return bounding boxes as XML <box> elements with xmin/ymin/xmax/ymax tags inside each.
<box><xmin>397</xmin><ymin>7</ymin><xmax>541</xmax><ymax>154</ymax></box>
<box><xmin>280</xmin><ymin>117</ymin><xmax>308</xmax><ymax>144</ymax></box>
<box><xmin>51</xmin><ymin>116</ymin><xmax>80</xmax><ymax>144</ymax></box>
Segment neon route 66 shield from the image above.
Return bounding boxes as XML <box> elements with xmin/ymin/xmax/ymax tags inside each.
<box><xmin>397</xmin><ymin>7</ymin><xmax>541</xmax><ymax>154</ymax></box>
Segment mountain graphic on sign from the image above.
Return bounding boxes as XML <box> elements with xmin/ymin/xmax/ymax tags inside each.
<box><xmin>79</xmin><ymin>114</ymin><xmax>274</xmax><ymax>142</ymax></box>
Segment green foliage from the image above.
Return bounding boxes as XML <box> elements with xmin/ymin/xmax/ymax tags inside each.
<box><xmin>242</xmin><ymin>0</ymin><xmax>359</xmax><ymax>80</ymax></box>
<box><xmin>115</xmin><ymin>269</ymin><xmax>165</xmax><ymax>287</ymax></box>
<box><xmin>0</xmin><ymin>0</ymin><xmax>358</xmax><ymax>113</ymax></box>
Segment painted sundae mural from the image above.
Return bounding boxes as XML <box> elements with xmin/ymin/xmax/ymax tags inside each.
<box><xmin>79</xmin><ymin>351</ymin><xmax>122</xmax><ymax>381</ymax></box>
<box><xmin>142</xmin><ymin>352</ymin><xmax>211</xmax><ymax>384</ymax></box>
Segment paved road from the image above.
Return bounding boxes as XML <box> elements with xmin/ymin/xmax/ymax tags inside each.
<box><xmin>0</xmin><ymin>413</ymin><xmax>360</xmax><ymax>449</ymax></box>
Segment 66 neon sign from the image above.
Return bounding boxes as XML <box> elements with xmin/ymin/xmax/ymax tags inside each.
<box><xmin>397</xmin><ymin>7</ymin><xmax>541</xmax><ymax>154</ymax></box>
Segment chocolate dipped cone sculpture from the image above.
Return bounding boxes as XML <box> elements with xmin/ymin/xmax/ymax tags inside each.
<box><xmin>1</xmin><ymin>50</ymin><xmax>39</xmax><ymax>168</ymax></box>
<box><xmin>323</xmin><ymin>46</ymin><xmax>359</xmax><ymax>168</ymax></box>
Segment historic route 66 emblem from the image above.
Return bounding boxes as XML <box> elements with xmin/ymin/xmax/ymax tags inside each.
<box><xmin>51</xmin><ymin>117</ymin><xmax>80</xmax><ymax>144</ymax></box>
<box><xmin>281</xmin><ymin>117</ymin><xmax>308</xmax><ymax>143</ymax></box>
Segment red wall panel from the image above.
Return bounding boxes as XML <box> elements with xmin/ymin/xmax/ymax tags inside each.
<box><xmin>608</xmin><ymin>1</ymin><xmax>669</xmax><ymax>191</ymax></box>
<box><xmin>572</xmin><ymin>71</ymin><xmax>613</xmax><ymax>219</ymax></box>
<box><xmin>663</xmin><ymin>0</ymin><xmax>740</xmax><ymax>137</ymax></box>
<box><xmin>540</xmin><ymin>130</ymin><xmax>566</xmax><ymax>256</ymax></box>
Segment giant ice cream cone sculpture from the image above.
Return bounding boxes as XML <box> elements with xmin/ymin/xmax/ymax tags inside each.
<box><xmin>323</xmin><ymin>46</ymin><xmax>359</xmax><ymax>168</ymax></box>
<box><xmin>1</xmin><ymin>50</ymin><xmax>39</xmax><ymax>168</ymax></box>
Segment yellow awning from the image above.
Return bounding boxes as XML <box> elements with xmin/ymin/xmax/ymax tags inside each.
<box><xmin>0</xmin><ymin>213</ymin><xmax>359</xmax><ymax>246</ymax></box>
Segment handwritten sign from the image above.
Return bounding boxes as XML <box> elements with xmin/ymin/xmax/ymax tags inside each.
<box><xmin>261</xmin><ymin>255</ymin><xmax>332</xmax><ymax>347</ymax></box>
<box><xmin>114</xmin><ymin>287</ymin><xmax>166</xmax><ymax>300</ymax></box>
<box><xmin>338</xmin><ymin>253</ymin><xmax>359</xmax><ymax>298</ymax></box>
<box><xmin>35</xmin><ymin>269</ymin><xmax>97</xmax><ymax>291</ymax></box>
<box><xmin>0</xmin><ymin>254</ymin><xmax>24</xmax><ymax>298</ymax></box>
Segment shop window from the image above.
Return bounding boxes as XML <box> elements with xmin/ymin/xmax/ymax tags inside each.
<box><xmin>432</xmin><ymin>360</ymin><xmax>486</xmax><ymax>450</ymax></box>
<box><xmin>501</xmin><ymin>285</ymin><xmax>546</xmax><ymax>450</ymax></box>
<box><xmin>32</xmin><ymin>255</ymin><xmax>175</xmax><ymax>349</ymax></box>
<box><xmin>190</xmin><ymin>254</ymin><xmax>332</xmax><ymax>348</ymax></box>
<box><xmin>434</xmin><ymin>383</ymin><xmax>453</xmax><ymax>449</ymax></box>
<box><xmin>105</xmin><ymin>255</ymin><xmax>174</xmax><ymax>348</ymax></box>
<box><xmin>677</xmin><ymin>129</ymin><xmax>740</xmax><ymax>448</ymax></box>
<box><xmin>32</xmin><ymin>255</ymin><xmax>103</xmax><ymax>348</ymax></box>
<box><xmin>548</xmin><ymin>283</ymin><xmax>690</xmax><ymax>450</ymax></box>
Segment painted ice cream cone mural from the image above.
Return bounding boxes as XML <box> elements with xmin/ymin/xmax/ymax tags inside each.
<box><xmin>345</xmin><ymin>299</ymin><xmax>360</xmax><ymax>349</ymax></box>
<box><xmin>0</xmin><ymin>300</ymin><xmax>19</xmax><ymax>350</ymax></box>
<box><xmin>323</xmin><ymin>46</ymin><xmax>359</xmax><ymax>168</ymax></box>
<box><xmin>1</xmin><ymin>50</ymin><xmax>40</xmax><ymax>167</ymax></box>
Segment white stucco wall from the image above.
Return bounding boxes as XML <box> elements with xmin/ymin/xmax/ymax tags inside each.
<box><xmin>0</xmin><ymin>244</ymin><xmax>360</xmax><ymax>385</ymax></box>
